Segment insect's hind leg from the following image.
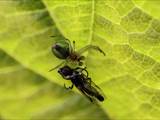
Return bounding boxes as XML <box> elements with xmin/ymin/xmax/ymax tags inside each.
<box><xmin>77</xmin><ymin>45</ymin><xmax>106</xmax><ymax>56</ymax></box>
<box><xmin>64</xmin><ymin>83</ymin><xmax>74</xmax><ymax>90</ymax></box>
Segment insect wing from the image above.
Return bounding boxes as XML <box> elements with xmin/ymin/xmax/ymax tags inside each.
<box><xmin>91</xmin><ymin>80</ymin><xmax>105</xmax><ymax>99</ymax></box>
<box><xmin>84</xmin><ymin>78</ymin><xmax>105</xmax><ymax>102</ymax></box>
<box><xmin>76</xmin><ymin>85</ymin><xmax>94</xmax><ymax>102</ymax></box>
<box><xmin>79</xmin><ymin>72</ymin><xmax>105</xmax><ymax>102</ymax></box>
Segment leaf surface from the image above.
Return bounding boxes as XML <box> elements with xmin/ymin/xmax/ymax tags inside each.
<box><xmin>0</xmin><ymin>0</ymin><xmax>160</xmax><ymax>119</ymax></box>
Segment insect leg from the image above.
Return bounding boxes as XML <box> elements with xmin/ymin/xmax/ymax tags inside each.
<box><xmin>74</xmin><ymin>67</ymin><xmax>86</xmax><ymax>71</ymax></box>
<box><xmin>49</xmin><ymin>61</ymin><xmax>65</xmax><ymax>72</ymax></box>
<box><xmin>77</xmin><ymin>45</ymin><xmax>106</xmax><ymax>56</ymax></box>
<box><xmin>69</xmin><ymin>84</ymin><xmax>74</xmax><ymax>89</ymax></box>
<box><xmin>74</xmin><ymin>67</ymin><xmax>88</xmax><ymax>77</ymax></box>
<box><xmin>78</xmin><ymin>62</ymin><xmax>83</xmax><ymax>66</ymax></box>
<box><xmin>82</xmin><ymin>68</ymin><xmax>88</xmax><ymax>77</ymax></box>
<box><xmin>87</xmin><ymin>78</ymin><xmax>91</xmax><ymax>85</ymax></box>
<box><xmin>64</xmin><ymin>39</ymin><xmax>74</xmax><ymax>53</ymax></box>
<box><xmin>64</xmin><ymin>83</ymin><xmax>74</xmax><ymax>90</ymax></box>
<box><xmin>78</xmin><ymin>56</ymin><xmax>85</xmax><ymax>61</ymax></box>
<box><xmin>77</xmin><ymin>56</ymin><xmax>85</xmax><ymax>66</ymax></box>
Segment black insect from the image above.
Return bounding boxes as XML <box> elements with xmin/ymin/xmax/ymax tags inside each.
<box><xmin>58</xmin><ymin>65</ymin><xmax>104</xmax><ymax>102</ymax></box>
<box><xmin>50</xmin><ymin>38</ymin><xmax>105</xmax><ymax>71</ymax></box>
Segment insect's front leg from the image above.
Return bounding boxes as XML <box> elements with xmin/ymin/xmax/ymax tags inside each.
<box><xmin>49</xmin><ymin>61</ymin><xmax>65</xmax><ymax>72</ymax></box>
<box><xmin>64</xmin><ymin>83</ymin><xmax>74</xmax><ymax>90</ymax></box>
<box><xmin>74</xmin><ymin>67</ymin><xmax>88</xmax><ymax>77</ymax></box>
<box><xmin>77</xmin><ymin>45</ymin><xmax>106</xmax><ymax>56</ymax></box>
<box><xmin>65</xmin><ymin>39</ymin><xmax>74</xmax><ymax>53</ymax></box>
<box><xmin>82</xmin><ymin>68</ymin><xmax>88</xmax><ymax>77</ymax></box>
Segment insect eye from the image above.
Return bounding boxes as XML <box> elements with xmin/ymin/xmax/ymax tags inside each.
<box><xmin>52</xmin><ymin>42</ymin><xmax>70</xmax><ymax>59</ymax></box>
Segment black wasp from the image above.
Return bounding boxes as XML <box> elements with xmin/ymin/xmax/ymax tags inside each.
<box><xmin>58</xmin><ymin>65</ymin><xmax>104</xmax><ymax>102</ymax></box>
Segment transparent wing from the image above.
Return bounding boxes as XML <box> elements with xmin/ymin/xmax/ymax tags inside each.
<box><xmin>91</xmin><ymin>80</ymin><xmax>104</xmax><ymax>94</ymax></box>
<box><xmin>77</xmin><ymin>76</ymin><xmax>105</xmax><ymax>102</ymax></box>
<box><xmin>76</xmin><ymin>85</ymin><xmax>94</xmax><ymax>102</ymax></box>
<box><xmin>86</xmin><ymin>79</ymin><xmax>105</xmax><ymax>102</ymax></box>
<box><xmin>81</xmin><ymin>69</ymin><xmax>105</xmax><ymax>97</ymax></box>
<box><xmin>73</xmin><ymin>67</ymin><xmax>105</xmax><ymax>102</ymax></box>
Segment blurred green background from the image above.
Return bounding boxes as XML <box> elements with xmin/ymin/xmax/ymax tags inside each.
<box><xmin>0</xmin><ymin>0</ymin><xmax>160</xmax><ymax>120</ymax></box>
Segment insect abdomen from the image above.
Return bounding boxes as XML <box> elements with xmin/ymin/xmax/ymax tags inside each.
<box><xmin>96</xmin><ymin>94</ymin><xmax>104</xmax><ymax>101</ymax></box>
<box><xmin>83</xmin><ymin>84</ymin><xmax>104</xmax><ymax>102</ymax></box>
<box><xmin>52</xmin><ymin>43</ymin><xmax>70</xmax><ymax>59</ymax></box>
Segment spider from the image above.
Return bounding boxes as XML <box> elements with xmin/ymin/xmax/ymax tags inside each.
<box><xmin>49</xmin><ymin>37</ymin><xmax>105</xmax><ymax>71</ymax></box>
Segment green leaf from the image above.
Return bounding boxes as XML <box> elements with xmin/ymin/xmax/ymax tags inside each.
<box><xmin>0</xmin><ymin>0</ymin><xmax>160</xmax><ymax>119</ymax></box>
